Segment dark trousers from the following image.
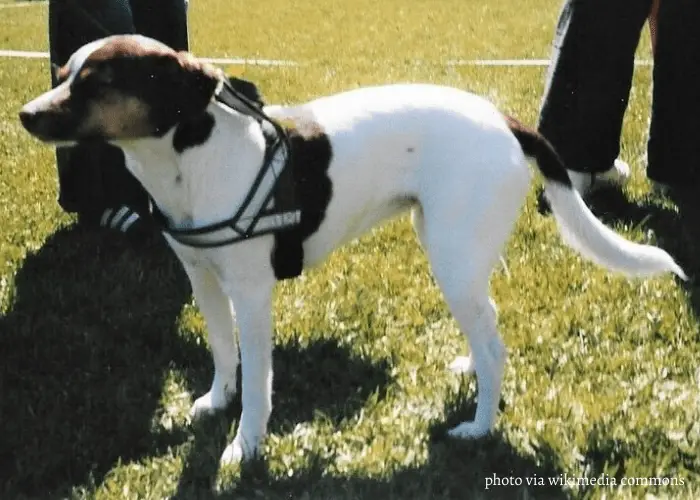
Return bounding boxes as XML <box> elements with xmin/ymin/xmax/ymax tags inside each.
<box><xmin>49</xmin><ymin>0</ymin><xmax>189</xmax><ymax>218</ymax></box>
<box><xmin>539</xmin><ymin>0</ymin><xmax>700</xmax><ymax>186</ymax></box>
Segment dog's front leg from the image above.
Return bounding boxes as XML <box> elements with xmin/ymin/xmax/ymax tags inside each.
<box><xmin>219</xmin><ymin>279</ymin><xmax>275</xmax><ymax>464</ymax></box>
<box><xmin>182</xmin><ymin>263</ymin><xmax>240</xmax><ymax>419</ymax></box>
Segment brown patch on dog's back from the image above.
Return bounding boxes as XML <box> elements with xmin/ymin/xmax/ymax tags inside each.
<box><xmin>270</xmin><ymin>115</ymin><xmax>334</xmax><ymax>280</ymax></box>
<box><xmin>287</xmin><ymin>117</ymin><xmax>325</xmax><ymax>139</ymax></box>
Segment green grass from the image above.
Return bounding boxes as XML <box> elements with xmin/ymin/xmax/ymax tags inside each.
<box><xmin>1</xmin><ymin>1</ymin><xmax>698</xmax><ymax>499</ymax></box>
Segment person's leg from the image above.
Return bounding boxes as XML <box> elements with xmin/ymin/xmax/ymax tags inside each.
<box><xmin>647</xmin><ymin>0</ymin><xmax>700</xmax><ymax>187</ymax></box>
<box><xmin>648</xmin><ymin>0</ymin><xmax>660</xmax><ymax>55</ymax></box>
<box><xmin>130</xmin><ymin>0</ymin><xmax>189</xmax><ymax>51</ymax></box>
<box><xmin>49</xmin><ymin>0</ymin><xmax>150</xmax><ymax>231</ymax></box>
<box><xmin>647</xmin><ymin>0</ymin><xmax>700</xmax><ymax>268</ymax></box>
<box><xmin>539</xmin><ymin>0</ymin><xmax>651</xmax><ymax>193</ymax></box>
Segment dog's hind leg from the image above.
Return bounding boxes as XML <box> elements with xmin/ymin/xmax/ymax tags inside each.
<box><xmin>183</xmin><ymin>263</ymin><xmax>240</xmax><ymax>420</ymax></box>
<box><xmin>413</xmin><ymin>206</ymin><xmax>475</xmax><ymax>375</ymax></box>
<box><xmin>417</xmin><ymin>157</ymin><xmax>528</xmax><ymax>438</ymax></box>
<box><xmin>447</xmin><ymin>296</ymin><xmax>504</xmax><ymax>438</ymax></box>
<box><xmin>429</xmin><ymin>250</ymin><xmax>505</xmax><ymax>438</ymax></box>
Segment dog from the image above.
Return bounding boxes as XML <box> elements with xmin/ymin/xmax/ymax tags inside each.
<box><xmin>20</xmin><ymin>34</ymin><xmax>685</xmax><ymax>465</ymax></box>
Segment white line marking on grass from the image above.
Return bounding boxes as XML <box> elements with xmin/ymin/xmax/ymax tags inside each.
<box><xmin>0</xmin><ymin>50</ymin><xmax>653</xmax><ymax>67</ymax></box>
<box><xmin>0</xmin><ymin>1</ymin><xmax>46</xmax><ymax>8</ymax></box>
<box><xmin>199</xmin><ymin>56</ymin><xmax>299</xmax><ymax>67</ymax></box>
<box><xmin>0</xmin><ymin>50</ymin><xmax>299</xmax><ymax>66</ymax></box>
<box><xmin>448</xmin><ymin>58</ymin><xmax>653</xmax><ymax>67</ymax></box>
<box><xmin>0</xmin><ymin>50</ymin><xmax>48</xmax><ymax>59</ymax></box>
<box><xmin>449</xmin><ymin>59</ymin><xmax>552</xmax><ymax>67</ymax></box>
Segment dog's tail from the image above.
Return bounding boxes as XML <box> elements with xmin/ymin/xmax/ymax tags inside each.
<box><xmin>506</xmin><ymin>116</ymin><xmax>686</xmax><ymax>280</ymax></box>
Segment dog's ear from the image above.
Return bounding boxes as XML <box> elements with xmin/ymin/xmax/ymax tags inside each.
<box><xmin>138</xmin><ymin>51</ymin><xmax>222</xmax><ymax>135</ymax></box>
<box><xmin>124</xmin><ymin>50</ymin><xmax>222</xmax><ymax>136</ymax></box>
<box><xmin>168</xmin><ymin>51</ymin><xmax>222</xmax><ymax>119</ymax></box>
<box><xmin>227</xmin><ymin>77</ymin><xmax>265</xmax><ymax>108</ymax></box>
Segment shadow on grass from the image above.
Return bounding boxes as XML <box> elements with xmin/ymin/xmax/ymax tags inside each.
<box><xmin>10</xmin><ymin>192</ymin><xmax>693</xmax><ymax>498</ymax></box>
<box><xmin>0</xmin><ymin>226</ymin><xmax>395</xmax><ymax>498</ymax></box>
<box><xmin>581</xmin><ymin>423</ymin><xmax>697</xmax><ymax>496</ymax></box>
<box><xmin>0</xmin><ymin>227</ymin><xmax>197</xmax><ymax>497</ymax></box>
<box><xmin>175</xmin><ymin>337</ymin><xmax>394</xmax><ymax>497</ymax></box>
<box><xmin>226</xmin><ymin>440</ymin><xmax>570</xmax><ymax>500</ymax></box>
<box><xmin>174</xmin><ymin>390</ymin><xmax>571</xmax><ymax>500</ymax></box>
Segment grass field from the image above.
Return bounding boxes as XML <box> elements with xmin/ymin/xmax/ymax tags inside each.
<box><xmin>1</xmin><ymin>1</ymin><xmax>699</xmax><ymax>499</ymax></box>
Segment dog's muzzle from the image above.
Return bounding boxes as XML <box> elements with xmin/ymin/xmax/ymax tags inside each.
<box><xmin>19</xmin><ymin>83</ymin><xmax>83</xmax><ymax>142</ymax></box>
<box><xmin>19</xmin><ymin>109</ymin><xmax>43</xmax><ymax>133</ymax></box>
<box><xmin>20</xmin><ymin>107</ymin><xmax>80</xmax><ymax>142</ymax></box>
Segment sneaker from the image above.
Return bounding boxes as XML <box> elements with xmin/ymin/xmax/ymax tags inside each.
<box><xmin>99</xmin><ymin>206</ymin><xmax>142</xmax><ymax>233</ymax></box>
<box><xmin>567</xmin><ymin>159</ymin><xmax>631</xmax><ymax>197</ymax></box>
<box><xmin>77</xmin><ymin>205</ymin><xmax>152</xmax><ymax>239</ymax></box>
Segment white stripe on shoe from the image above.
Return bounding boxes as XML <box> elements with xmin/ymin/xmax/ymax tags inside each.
<box><xmin>119</xmin><ymin>212</ymin><xmax>141</xmax><ymax>232</ymax></box>
<box><xmin>99</xmin><ymin>206</ymin><xmax>141</xmax><ymax>232</ymax></box>
<box><xmin>109</xmin><ymin>207</ymin><xmax>131</xmax><ymax>228</ymax></box>
<box><xmin>100</xmin><ymin>208</ymin><xmax>115</xmax><ymax>227</ymax></box>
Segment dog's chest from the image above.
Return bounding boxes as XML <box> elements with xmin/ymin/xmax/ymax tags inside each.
<box><xmin>165</xmin><ymin>122</ymin><xmax>335</xmax><ymax>282</ymax></box>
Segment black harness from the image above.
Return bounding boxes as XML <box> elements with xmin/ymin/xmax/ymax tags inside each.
<box><xmin>151</xmin><ymin>79</ymin><xmax>301</xmax><ymax>248</ymax></box>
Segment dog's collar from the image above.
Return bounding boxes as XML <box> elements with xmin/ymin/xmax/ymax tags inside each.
<box><xmin>150</xmin><ymin>79</ymin><xmax>301</xmax><ymax>248</ymax></box>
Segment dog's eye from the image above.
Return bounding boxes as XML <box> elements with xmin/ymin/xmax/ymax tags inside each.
<box><xmin>92</xmin><ymin>66</ymin><xmax>115</xmax><ymax>85</ymax></box>
<box><xmin>72</xmin><ymin>66</ymin><xmax>114</xmax><ymax>95</ymax></box>
<box><xmin>79</xmin><ymin>65</ymin><xmax>114</xmax><ymax>84</ymax></box>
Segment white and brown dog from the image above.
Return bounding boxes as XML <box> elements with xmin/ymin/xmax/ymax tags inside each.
<box><xmin>20</xmin><ymin>35</ymin><xmax>685</xmax><ymax>465</ymax></box>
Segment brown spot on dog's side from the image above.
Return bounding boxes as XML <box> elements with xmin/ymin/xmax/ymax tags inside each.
<box><xmin>270</xmin><ymin>116</ymin><xmax>334</xmax><ymax>280</ymax></box>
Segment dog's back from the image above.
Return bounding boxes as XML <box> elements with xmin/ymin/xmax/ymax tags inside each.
<box><xmin>266</xmin><ymin>83</ymin><xmax>528</xmax><ymax>266</ymax></box>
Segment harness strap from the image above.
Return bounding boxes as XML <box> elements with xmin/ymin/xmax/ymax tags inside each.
<box><xmin>149</xmin><ymin>79</ymin><xmax>301</xmax><ymax>248</ymax></box>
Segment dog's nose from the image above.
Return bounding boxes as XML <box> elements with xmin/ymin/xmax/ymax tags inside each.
<box><xmin>19</xmin><ymin>110</ymin><xmax>41</xmax><ymax>131</ymax></box>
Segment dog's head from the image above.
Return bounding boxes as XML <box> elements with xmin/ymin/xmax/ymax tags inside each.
<box><xmin>19</xmin><ymin>34</ymin><xmax>223</xmax><ymax>144</ymax></box>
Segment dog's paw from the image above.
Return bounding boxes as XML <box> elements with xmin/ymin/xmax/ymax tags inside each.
<box><xmin>220</xmin><ymin>434</ymin><xmax>260</xmax><ymax>465</ymax></box>
<box><xmin>447</xmin><ymin>421</ymin><xmax>490</xmax><ymax>439</ymax></box>
<box><xmin>189</xmin><ymin>390</ymin><xmax>231</xmax><ymax>420</ymax></box>
<box><xmin>448</xmin><ymin>355</ymin><xmax>475</xmax><ymax>375</ymax></box>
